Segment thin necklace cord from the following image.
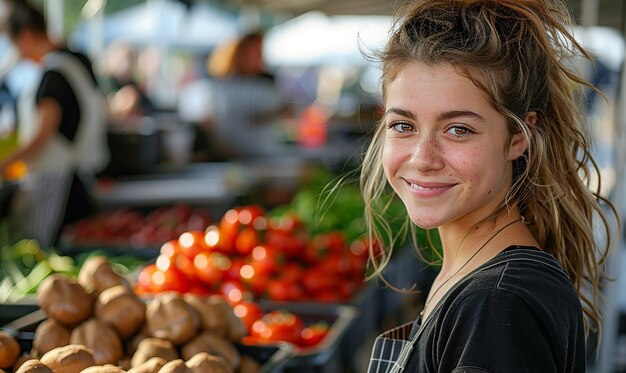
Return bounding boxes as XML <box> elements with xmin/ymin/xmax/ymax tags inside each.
<box><xmin>421</xmin><ymin>218</ymin><xmax>524</xmax><ymax>316</ymax></box>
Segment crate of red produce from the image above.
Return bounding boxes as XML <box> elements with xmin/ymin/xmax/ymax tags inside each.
<box><xmin>237</xmin><ymin>301</ymin><xmax>358</xmax><ymax>373</ymax></box>
<box><xmin>133</xmin><ymin>204</ymin><xmax>373</xmax><ymax>302</ymax></box>
<box><xmin>60</xmin><ymin>205</ymin><xmax>213</xmax><ymax>251</ymax></box>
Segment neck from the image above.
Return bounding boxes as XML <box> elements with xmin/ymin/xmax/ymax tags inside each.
<box><xmin>437</xmin><ymin>209</ymin><xmax>523</xmax><ymax>275</ymax></box>
<box><xmin>31</xmin><ymin>38</ymin><xmax>57</xmax><ymax>63</ymax></box>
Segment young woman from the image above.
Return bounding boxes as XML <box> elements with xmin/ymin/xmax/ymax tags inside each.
<box><xmin>360</xmin><ymin>0</ymin><xmax>615</xmax><ymax>371</ymax></box>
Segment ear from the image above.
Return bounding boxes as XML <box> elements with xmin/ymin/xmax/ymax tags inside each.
<box><xmin>524</xmin><ymin>111</ymin><xmax>537</xmax><ymax>126</ymax></box>
<box><xmin>507</xmin><ymin>112</ymin><xmax>535</xmax><ymax>161</ymax></box>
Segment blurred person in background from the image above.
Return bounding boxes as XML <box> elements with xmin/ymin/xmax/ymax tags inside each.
<box><xmin>178</xmin><ymin>31</ymin><xmax>289</xmax><ymax>160</ymax></box>
<box><xmin>1</xmin><ymin>0</ymin><xmax>109</xmax><ymax>248</ymax></box>
<box><xmin>102</xmin><ymin>40</ymin><xmax>154</xmax><ymax>122</ymax></box>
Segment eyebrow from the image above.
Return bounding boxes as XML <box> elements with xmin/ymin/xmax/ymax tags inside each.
<box><xmin>385</xmin><ymin>107</ymin><xmax>486</xmax><ymax>123</ymax></box>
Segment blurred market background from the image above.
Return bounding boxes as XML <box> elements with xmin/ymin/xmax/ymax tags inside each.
<box><xmin>0</xmin><ymin>0</ymin><xmax>624</xmax><ymax>372</ymax></box>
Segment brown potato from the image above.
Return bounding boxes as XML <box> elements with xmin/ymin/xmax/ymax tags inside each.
<box><xmin>36</xmin><ymin>274</ymin><xmax>93</xmax><ymax>327</ymax></box>
<box><xmin>130</xmin><ymin>339</ymin><xmax>178</xmax><ymax>368</ymax></box>
<box><xmin>0</xmin><ymin>331</ymin><xmax>20</xmax><ymax>368</ymax></box>
<box><xmin>236</xmin><ymin>356</ymin><xmax>260</xmax><ymax>373</ymax></box>
<box><xmin>126</xmin><ymin>357</ymin><xmax>165</xmax><ymax>373</ymax></box>
<box><xmin>14</xmin><ymin>359</ymin><xmax>53</xmax><ymax>373</ymax></box>
<box><xmin>206</xmin><ymin>296</ymin><xmax>246</xmax><ymax>342</ymax></box>
<box><xmin>33</xmin><ymin>319</ymin><xmax>71</xmax><ymax>356</ymax></box>
<box><xmin>78</xmin><ymin>256</ymin><xmax>128</xmax><ymax>296</ymax></box>
<box><xmin>185</xmin><ymin>352</ymin><xmax>232</xmax><ymax>373</ymax></box>
<box><xmin>183</xmin><ymin>295</ymin><xmax>245</xmax><ymax>342</ymax></box>
<box><xmin>13</xmin><ymin>355</ymin><xmax>33</xmax><ymax>371</ymax></box>
<box><xmin>40</xmin><ymin>344</ymin><xmax>95</xmax><ymax>373</ymax></box>
<box><xmin>157</xmin><ymin>359</ymin><xmax>190</xmax><ymax>373</ymax></box>
<box><xmin>182</xmin><ymin>295</ymin><xmax>224</xmax><ymax>335</ymax></box>
<box><xmin>79</xmin><ymin>364</ymin><xmax>125</xmax><ymax>373</ymax></box>
<box><xmin>146</xmin><ymin>293</ymin><xmax>199</xmax><ymax>345</ymax></box>
<box><xmin>71</xmin><ymin>318</ymin><xmax>123</xmax><ymax>366</ymax></box>
<box><xmin>180</xmin><ymin>333</ymin><xmax>239</xmax><ymax>370</ymax></box>
<box><xmin>96</xmin><ymin>285</ymin><xmax>146</xmax><ymax>339</ymax></box>
<box><xmin>117</xmin><ymin>357</ymin><xmax>131</xmax><ymax>371</ymax></box>
<box><xmin>126</xmin><ymin>326</ymin><xmax>150</xmax><ymax>357</ymax></box>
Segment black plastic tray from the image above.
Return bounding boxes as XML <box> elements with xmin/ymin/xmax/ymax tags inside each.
<box><xmin>3</xmin><ymin>310</ymin><xmax>294</xmax><ymax>373</ymax></box>
<box><xmin>258</xmin><ymin>301</ymin><xmax>358</xmax><ymax>373</ymax></box>
<box><xmin>0</xmin><ymin>302</ymin><xmax>39</xmax><ymax>328</ymax></box>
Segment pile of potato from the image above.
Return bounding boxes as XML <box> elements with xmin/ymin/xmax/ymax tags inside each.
<box><xmin>0</xmin><ymin>256</ymin><xmax>260</xmax><ymax>373</ymax></box>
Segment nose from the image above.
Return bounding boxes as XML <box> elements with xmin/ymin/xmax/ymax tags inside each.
<box><xmin>409</xmin><ymin>134</ymin><xmax>444</xmax><ymax>172</ymax></box>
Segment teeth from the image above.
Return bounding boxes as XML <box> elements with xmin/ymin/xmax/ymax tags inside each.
<box><xmin>410</xmin><ymin>183</ymin><xmax>437</xmax><ymax>190</ymax></box>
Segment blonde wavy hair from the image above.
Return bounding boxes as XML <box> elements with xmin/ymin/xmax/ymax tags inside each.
<box><xmin>360</xmin><ymin>0</ymin><xmax>616</xmax><ymax>340</ymax></box>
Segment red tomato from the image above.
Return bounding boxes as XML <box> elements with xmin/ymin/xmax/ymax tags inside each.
<box><xmin>318</xmin><ymin>253</ymin><xmax>352</xmax><ymax>276</ymax></box>
<box><xmin>160</xmin><ymin>240</ymin><xmax>178</xmax><ymax>257</ymax></box>
<box><xmin>299</xmin><ymin>322</ymin><xmax>329</xmax><ymax>347</ymax></box>
<box><xmin>177</xmin><ymin>231</ymin><xmax>205</xmax><ymax>258</ymax></box>
<box><xmin>225</xmin><ymin>258</ymin><xmax>245</xmax><ymax>281</ymax></box>
<box><xmin>235</xmin><ymin>227</ymin><xmax>259</xmax><ymax>256</ymax></box>
<box><xmin>264</xmin><ymin>230</ymin><xmax>306</xmax><ymax>258</ymax></box>
<box><xmin>151</xmin><ymin>267</ymin><xmax>190</xmax><ymax>293</ymax></box>
<box><xmin>302</xmin><ymin>267</ymin><xmax>336</xmax><ymax>294</ymax></box>
<box><xmin>338</xmin><ymin>279</ymin><xmax>359</xmax><ymax>300</ymax></box>
<box><xmin>137</xmin><ymin>264</ymin><xmax>158</xmax><ymax>293</ymax></box>
<box><xmin>314</xmin><ymin>289</ymin><xmax>344</xmax><ymax>303</ymax></box>
<box><xmin>220</xmin><ymin>280</ymin><xmax>253</xmax><ymax>305</ymax></box>
<box><xmin>347</xmin><ymin>252</ymin><xmax>368</xmax><ymax>277</ymax></box>
<box><xmin>239</xmin><ymin>265</ymin><xmax>271</xmax><ymax>297</ymax></box>
<box><xmin>250</xmin><ymin>310</ymin><xmax>304</xmax><ymax>344</ymax></box>
<box><xmin>232</xmin><ymin>301</ymin><xmax>264</xmax><ymax>331</ymax></box>
<box><xmin>194</xmin><ymin>251</ymin><xmax>231</xmax><ymax>286</ymax></box>
<box><xmin>324</xmin><ymin>231</ymin><xmax>348</xmax><ymax>252</ymax></box>
<box><xmin>279</xmin><ymin>262</ymin><xmax>304</xmax><ymax>283</ymax></box>
<box><xmin>219</xmin><ymin>208</ymin><xmax>241</xmax><ymax>251</ymax></box>
<box><xmin>267</xmin><ymin>278</ymin><xmax>304</xmax><ymax>302</ymax></box>
<box><xmin>173</xmin><ymin>253</ymin><xmax>197</xmax><ymax>280</ymax></box>
<box><xmin>238</xmin><ymin>205</ymin><xmax>266</xmax><ymax>226</ymax></box>
<box><xmin>187</xmin><ymin>284</ymin><xmax>213</xmax><ymax>296</ymax></box>
<box><xmin>248</xmin><ymin>245</ymin><xmax>284</xmax><ymax>277</ymax></box>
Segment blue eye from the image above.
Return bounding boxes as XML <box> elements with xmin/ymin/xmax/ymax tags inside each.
<box><xmin>446</xmin><ymin>125</ymin><xmax>473</xmax><ymax>137</ymax></box>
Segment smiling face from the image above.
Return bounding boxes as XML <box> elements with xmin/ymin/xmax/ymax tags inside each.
<box><xmin>382</xmin><ymin>63</ymin><xmax>526</xmax><ymax>230</ymax></box>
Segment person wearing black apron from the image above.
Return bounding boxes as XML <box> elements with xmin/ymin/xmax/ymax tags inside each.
<box><xmin>2</xmin><ymin>2</ymin><xmax>109</xmax><ymax>248</ymax></box>
<box><xmin>359</xmin><ymin>1</ymin><xmax>615</xmax><ymax>372</ymax></box>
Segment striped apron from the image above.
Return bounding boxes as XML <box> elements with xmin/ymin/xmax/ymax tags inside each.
<box><xmin>367</xmin><ymin>321</ymin><xmax>420</xmax><ymax>373</ymax></box>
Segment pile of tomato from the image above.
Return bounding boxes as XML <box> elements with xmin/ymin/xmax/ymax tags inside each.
<box><xmin>62</xmin><ymin>205</ymin><xmax>212</xmax><ymax>248</ymax></box>
<box><xmin>135</xmin><ymin>205</ymin><xmax>374</xmax><ymax>303</ymax></box>
<box><xmin>132</xmin><ymin>204</ymin><xmax>374</xmax><ymax>349</ymax></box>
<box><xmin>234</xmin><ymin>303</ymin><xmax>329</xmax><ymax>349</ymax></box>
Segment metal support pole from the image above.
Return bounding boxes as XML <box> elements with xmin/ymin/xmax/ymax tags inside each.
<box><xmin>45</xmin><ymin>0</ymin><xmax>64</xmax><ymax>43</ymax></box>
<box><xmin>591</xmin><ymin>42</ymin><xmax>626</xmax><ymax>373</ymax></box>
<box><xmin>580</xmin><ymin>0</ymin><xmax>599</xmax><ymax>27</ymax></box>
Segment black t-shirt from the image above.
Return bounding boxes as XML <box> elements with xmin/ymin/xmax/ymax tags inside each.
<box><xmin>405</xmin><ymin>246</ymin><xmax>585</xmax><ymax>373</ymax></box>
<box><xmin>36</xmin><ymin>49</ymin><xmax>99</xmax><ymax>142</ymax></box>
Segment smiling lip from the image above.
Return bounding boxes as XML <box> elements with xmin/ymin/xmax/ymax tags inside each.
<box><xmin>403</xmin><ymin>179</ymin><xmax>456</xmax><ymax>197</ymax></box>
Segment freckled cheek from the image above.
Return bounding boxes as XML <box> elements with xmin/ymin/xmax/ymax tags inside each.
<box><xmin>382</xmin><ymin>142</ymin><xmax>401</xmax><ymax>177</ymax></box>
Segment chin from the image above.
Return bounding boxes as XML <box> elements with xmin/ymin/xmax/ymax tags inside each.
<box><xmin>408</xmin><ymin>215</ymin><xmax>440</xmax><ymax>230</ymax></box>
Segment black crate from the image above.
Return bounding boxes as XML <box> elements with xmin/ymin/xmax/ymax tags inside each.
<box><xmin>0</xmin><ymin>302</ymin><xmax>39</xmax><ymax>328</ymax></box>
<box><xmin>258</xmin><ymin>301</ymin><xmax>358</xmax><ymax>373</ymax></box>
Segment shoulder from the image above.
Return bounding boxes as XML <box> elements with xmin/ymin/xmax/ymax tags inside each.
<box><xmin>421</xmin><ymin>248</ymin><xmax>585</xmax><ymax>372</ymax></box>
<box><xmin>45</xmin><ymin>49</ymin><xmax>98</xmax><ymax>85</ymax></box>
<box><xmin>440</xmin><ymin>247</ymin><xmax>583</xmax><ymax>344</ymax></box>
<box><xmin>461</xmin><ymin>247</ymin><xmax>580</xmax><ymax>310</ymax></box>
